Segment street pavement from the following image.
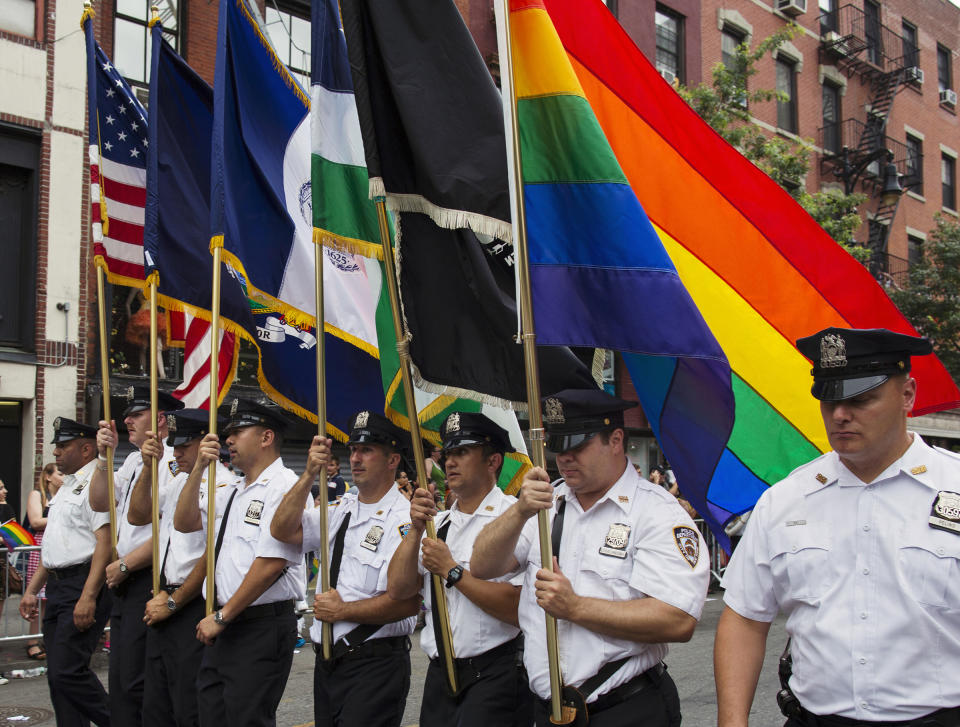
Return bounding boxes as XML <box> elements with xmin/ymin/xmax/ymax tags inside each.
<box><xmin>0</xmin><ymin>594</ymin><xmax>789</xmax><ymax>726</ymax></box>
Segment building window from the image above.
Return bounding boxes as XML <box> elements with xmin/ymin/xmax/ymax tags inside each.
<box><xmin>1</xmin><ymin>0</ymin><xmax>39</xmax><ymax>39</ymax></box>
<box><xmin>938</xmin><ymin>45</ymin><xmax>953</xmax><ymax>92</ymax></box>
<box><xmin>655</xmin><ymin>7</ymin><xmax>684</xmax><ymax>83</ymax></box>
<box><xmin>902</xmin><ymin>21</ymin><xmax>919</xmax><ymax>70</ymax></box>
<box><xmin>863</xmin><ymin>0</ymin><xmax>882</xmax><ymax>66</ymax></box>
<box><xmin>905</xmin><ymin>135</ymin><xmax>923</xmax><ymax>194</ymax></box>
<box><xmin>114</xmin><ymin>0</ymin><xmax>179</xmax><ymax>86</ymax></box>
<box><xmin>822</xmin><ymin>82</ymin><xmax>841</xmax><ymax>155</ymax></box>
<box><xmin>776</xmin><ymin>57</ymin><xmax>797</xmax><ymax>133</ymax></box>
<box><xmin>265</xmin><ymin>2</ymin><xmax>311</xmax><ymax>91</ymax></box>
<box><xmin>819</xmin><ymin>0</ymin><xmax>838</xmax><ymax>35</ymax></box>
<box><xmin>942</xmin><ymin>153</ymin><xmax>956</xmax><ymax>211</ymax></box>
<box><xmin>0</xmin><ymin>125</ymin><xmax>40</xmax><ymax>352</ymax></box>
<box><xmin>721</xmin><ymin>28</ymin><xmax>745</xmax><ymax>72</ymax></box>
<box><xmin>907</xmin><ymin>235</ymin><xmax>924</xmax><ymax>266</ymax></box>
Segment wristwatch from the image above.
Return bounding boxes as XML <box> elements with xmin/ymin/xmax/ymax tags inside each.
<box><xmin>444</xmin><ymin>564</ymin><xmax>464</xmax><ymax>589</ymax></box>
<box><xmin>213</xmin><ymin>609</ymin><xmax>227</xmax><ymax>626</ymax></box>
<box><xmin>118</xmin><ymin>560</ymin><xmax>129</xmax><ymax>574</ymax></box>
<box><xmin>166</xmin><ymin>595</ymin><xmax>178</xmax><ymax>613</ymax></box>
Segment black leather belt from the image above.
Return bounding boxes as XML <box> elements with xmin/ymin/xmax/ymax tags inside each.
<box><xmin>314</xmin><ymin>634</ymin><xmax>410</xmax><ymax>662</ymax></box>
<box><xmin>431</xmin><ymin>634</ymin><xmax>522</xmax><ymax>673</ymax></box>
<box><xmin>47</xmin><ymin>562</ymin><xmax>90</xmax><ymax>580</ymax></box>
<box><xmin>227</xmin><ymin>600</ymin><xmax>295</xmax><ymax>623</ymax></box>
<box><xmin>538</xmin><ymin>662</ymin><xmax>666</xmax><ymax>716</ymax></box>
<box><xmin>794</xmin><ymin>705</ymin><xmax>960</xmax><ymax>727</ymax></box>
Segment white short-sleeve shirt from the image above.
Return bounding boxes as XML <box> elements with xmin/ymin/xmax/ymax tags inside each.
<box><xmin>722</xmin><ymin>433</ymin><xmax>960</xmax><ymax>721</ymax></box>
<box><xmin>114</xmin><ymin>445</ymin><xmax>179</xmax><ymax>558</ymax></box>
<box><xmin>418</xmin><ymin>485</ymin><xmax>523</xmax><ymax>659</ymax></box>
<box><xmin>303</xmin><ymin>485</ymin><xmax>416</xmax><ymax>644</ymax></box>
<box><xmin>42</xmin><ymin>459</ymin><xmax>111</xmax><ymax>569</ymax></box>
<box><xmin>514</xmin><ymin>463</ymin><xmax>709</xmax><ymax>702</ymax></box>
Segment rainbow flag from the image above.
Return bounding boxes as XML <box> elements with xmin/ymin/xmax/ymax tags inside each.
<box><xmin>0</xmin><ymin>519</ymin><xmax>36</xmax><ymax>549</ymax></box>
<box><xmin>504</xmin><ymin>0</ymin><xmax>960</xmax><ymax>547</ymax></box>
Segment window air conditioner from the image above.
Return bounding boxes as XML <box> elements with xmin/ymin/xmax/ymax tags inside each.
<box><xmin>659</xmin><ymin>69</ymin><xmax>677</xmax><ymax>85</ymax></box>
<box><xmin>777</xmin><ymin>0</ymin><xmax>807</xmax><ymax>18</ymax></box>
<box><xmin>941</xmin><ymin>88</ymin><xmax>958</xmax><ymax>106</ymax></box>
<box><xmin>905</xmin><ymin>67</ymin><xmax>924</xmax><ymax>84</ymax></box>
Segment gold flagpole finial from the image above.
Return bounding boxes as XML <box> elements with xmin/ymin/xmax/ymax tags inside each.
<box><xmin>81</xmin><ymin>1</ymin><xmax>95</xmax><ymax>27</ymax></box>
<box><xmin>148</xmin><ymin>6</ymin><xmax>160</xmax><ymax>27</ymax></box>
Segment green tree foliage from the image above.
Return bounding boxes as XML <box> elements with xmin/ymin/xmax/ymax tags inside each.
<box><xmin>889</xmin><ymin>215</ymin><xmax>960</xmax><ymax>381</ymax></box>
<box><xmin>677</xmin><ymin>27</ymin><xmax>867</xmax><ymax>255</ymax></box>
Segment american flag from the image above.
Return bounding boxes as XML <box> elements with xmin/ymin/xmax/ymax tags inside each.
<box><xmin>168</xmin><ymin>310</ymin><xmax>238</xmax><ymax>410</ymax></box>
<box><xmin>85</xmin><ymin>19</ymin><xmax>148</xmax><ymax>287</ymax></box>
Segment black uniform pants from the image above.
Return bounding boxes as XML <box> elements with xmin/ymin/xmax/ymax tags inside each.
<box><xmin>533</xmin><ymin>667</ymin><xmax>681</xmax><ymax>727</ymax></box>
<box><xmin>196</xmin><ymin>608</ymin><xmax>297</xmax><ymax>727</ymax></box>
<box><xmin>108</xmin><ymin>568</ymin><xmax>152</xmax><ymax>727</ymax></box>
<box><xmin>143</xmin><ymin>597</ymin><xmax>206</xmax><ymax>727</ymax></box>
<box><xmin>313</xmin><ymin>637</ymin><xmax>411</xmax><ymax>727</ymax></box>
<box><xmin>419</xmin><ymin>641</ymin><xmax>534</xmax><ymax>727</ymax></box>
<box><xmin>43</xmin><ymin>569</ymin><xmax>112</xmax><ymax>727</ymax></box>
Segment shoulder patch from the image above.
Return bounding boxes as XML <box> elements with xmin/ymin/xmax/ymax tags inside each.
<box><xmin>673</xmin><ymin>526</ymin><xmax>700</xmax><ymax>568</ymax></box>
<box><xmin>168</xmin><ymin>460</ymin><xmax>179</xmax><ymax>476</ymax></box>
<box><xmin>398</xmin><ymin>522</ymin><xmax>412</xmax><ymax>539</ymax></box>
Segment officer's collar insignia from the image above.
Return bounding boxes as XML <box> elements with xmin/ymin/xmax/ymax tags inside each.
<box><xmin>929</xmin><ymin>491</ymin><xmax>960</xmax><ymax>534</ymax></box>
<box><xmin>599</xmin><ymin>522</ymin><xmax>631</xmax><ymax>559</ymax></box>
<box><xmin>543</xmin><ymin>397</ymin><xmax>564</xmax><ymax>425</ymax></box>
<box><xmin>815</xmin><ymin>473</ymin><xmax>828</xmax><ymax>484</ymax></box>
<box><xmin>820</xmin><ymin>333</ymin><xmax>847</xmax><ymax>368</ymax></box>
<box><xmin>618</xmin><ymin>495</ymin><xmax>629</xmax><ymax>503</ymax></box>
<box><xmin>243</xmin><ymin>499</ymin><xmax>264</xmax><ymax>526</ymax></box>
<box><xmin>484</xmin><ymin>505</ymin><xmax>495</xmax><ymax>512</ymax></box>
<box><xmin>168</xmin><ymin>415</ymin><xmax>177</xmax><ymax>432</ymax></box>
<box><xmin>355</xmin><ymin>410</ymin><xmax>369</xmax><ymax>428</ymax></box>
<box><xmin>446</xmin><ymin>412</ymin><xmax>460</xmax><ymax>434</ymax></box>
<box><xmin>168</xmin><ymin>460</ymin><xmax>179</xmax><ymax>476</ymax></box>
<box><xmin>53</xmin><ymin>417</ymin><xmax>62</xmax><ymax>432</ymax></box>
<box><xmin>397</xmin><ymin>522</ymin><xmax>411</xmax><ymax>539</ymax></box>
<box><xmin>376</xmin><ymin>510</ymin><xmax>384</xmax><ymax>516</ymax></box>
<box><xmin>360</xmin><ymin>524</ymin><xmax>384</xmax><ymax>551</ymax></box>
<box><xmin>230</xmin><ymin>398</ymin><xmax>239</xmax><ymax>416</ymax></box>
<box><xmin>673</xmin><ymin>526</ymin><xmax>700</xmax><ymax>568</ymax></box>
<box><xmin>911</xmin><ymin>465</ymin><xmax>927</xmax><ymax>475</ymax></box>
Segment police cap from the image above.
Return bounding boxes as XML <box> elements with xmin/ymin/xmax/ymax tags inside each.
<box><xmin>222</xmin><ymin>399</ymin><xmax>289</xmax><ymax>435</ymax></box>
<box><xmin>122</xmin><ymin>385</ymin><xmax>185</xmax><ymax>419</ymax></box>
<box><xmin>347</xmin><ymin>410</ymin><xmax>410</xmax><ymax>455</ymax></box>
<box><xmin>440</xmin><ymin>412</ymin><xmax>515</xmax><ymax>454</ymax></box>
<box><xmin>166</xmin><ymin>408</ymin><xmax>221</xmax><ymax>447</ymax></box>
<box><xmin>541</xmin><ymin>388</ymin><xmax>636</xmax><ymax>453</ymax></box>
<box><xmin>50</xmin><ymin>417</ymin><xmax>98</xmax><ymax>444</ymax></box>
<box><xmin>795</xmin><ymin>327</ymin><xmax>933</xmax><ymax>402</ymax></box>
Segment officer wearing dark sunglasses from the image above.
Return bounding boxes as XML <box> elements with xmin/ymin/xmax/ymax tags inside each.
<box><xmin>472</xmin><ymin>388</ymin><xmax>709</xmax><ymax>727</ymax></box>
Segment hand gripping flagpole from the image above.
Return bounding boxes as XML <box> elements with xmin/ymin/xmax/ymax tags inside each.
<box><xmin>85</xmin><ymin>0</ymin><xmax>119</xmax><ymax>558</ymax></box>
<box><xmin>374</xmin><ymin>201</ymin><xmax>459</xmax><ymax>695</ymax></box>
<box><xmin>147</xmin><ymin>7</ymin><xmax>162</xmax><ymax>600</ymax></box>
<box><xmin>206</xmin><ymin>241</ymin><xmax>223</xmax><ymax>615</ymax></box>
<box><xmin>313</xmin><ymin>239</ymin><xmax>333</xmax><ymax>660</ymax></box>
<box><xmin>496</xmin><ymin>0</ymin><xmax>567</xmax><ymax>721</ymax></box>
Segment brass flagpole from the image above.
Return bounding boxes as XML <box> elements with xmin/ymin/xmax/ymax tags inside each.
<box><xmin>374</xmin><ymin>201</ymin><xmax>458</xmax><ymax>695</ymax></box>
<box><xmin>95</xmin><ymin>262</ymin><xmax>120</xmax><ymax>557</ymax></box>
<box><xmin>147</xmin><ymin>272</ymin><xmax>161</xmax><ymax>596</ymax></box>
<box><xmin>497</xmin><ymin>1</ymin><xmax>566</xmax><ymax>721</ymax></box>
<box><xmin>313</xmin><ymin>240</ymin><xmax>333</xmax><ymax>660</ymax></box>
<box><xmin>206</xmin><ymin>244</ymin><xmax>223</xmax><ymax>615</ymax></box>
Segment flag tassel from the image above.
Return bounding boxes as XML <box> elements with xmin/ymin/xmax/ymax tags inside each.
<box><xmin>496</xmin><ymin>0</ymin><xmax>567</xmax><ymax>721</ymax></box>
<box><xmin>375</xmin><ymin>199</ymin><xmax>459</xmax><ymax>696</ymax></box>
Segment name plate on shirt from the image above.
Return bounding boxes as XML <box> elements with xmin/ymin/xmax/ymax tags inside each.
<box><xmin>930</xmin><ymin>491</ymin><xmax>960</xmax><ymax>534</ymax></box>
<box><xmin>599</xmin><ymin>523</ymin><xmax>631</xmax><ymax>558</ymax></box>
<box><xmin>244</xmin><ymin>500</ymin><xmax>264</xmax><ymax>526</ymax></box>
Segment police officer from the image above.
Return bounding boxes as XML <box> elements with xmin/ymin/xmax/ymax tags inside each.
<box><xmin>472</xmin><ymin>389</ymin><xmax>709</xmax><ymax>727</ymax></box>
<box><xmin>19</xmin><ymin>418</ymin><xmax>112</xmax><ymax>727</ymax></box>
<box><xmin>270</xmin><ymin>410</ymin><xmax>422</xmax><ymax>727</ymax></box>
<box><xmin>127</xmin><ymin>408</ymin><xmax>235</xmax><ymax>727</ymax></box>
<box><xmin>90</xmin><ymin>385</ymin><xmax>184</xmax><ymax>726</ymax></box>
<box><xmin>387</xmin><ymin>411</ymin><xmax>534</xmax><ymax>727</ymax></box>
<box><xmin>180</xmin><ymin>399</ymin><xmax>306</xmax><ymax>727</ymax></box>
<box><xmin>716</xmin><ymin>328</ymin><xmax>960</xmax><ymax>727</ymax></box>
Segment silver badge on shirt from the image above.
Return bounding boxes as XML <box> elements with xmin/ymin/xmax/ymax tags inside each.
<box><xmin>673</xmin><ymin>526</ymin><xmax>700</xmax><ymax>568</ymax></box>
<box><xmin>360</xmin><ymin>524</ymin><xmax>384</xmax><ymax>551</ymax></box>
<box><xmin>929</xmin><ymin>491</ymin><xmax>960</xmax><ymax>534</ymax></box>
<box><xmin>243</xmin><ymin>500</ymin><xmax>264</xmax><ymax>526</ymax></box>
<box><xmin>599</xmin><ymin>523</ymin><xmax>631</xmax><ymax>559</ymax></box>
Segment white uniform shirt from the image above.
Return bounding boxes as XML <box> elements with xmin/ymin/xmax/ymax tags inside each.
<box><xmin>303</xmin><ymin>485</ymin><xmax>416</xmax><ymax>644</ymax></box>
<box><xmin>42</xmin><ymin>459</ymin><xmax>110</xmax><ymax>569</ymax></box>
<box><xmin>200</xmin><ymin>457</ymin><xmax>306</xmax><ymax>606</ymax></box>
<box><xmin>159</xmin><ymin>461</ymin><xmax>237</xmax><ymax>587</ymax></box>
<box><xmin>514</xmin><ymin>464</ymin><xmax>709</xmax><ymax>701</ymax></box>
<box><xmin>114</xmin><ymin>445</ymin><xmax>178</xmax><ymax>558</ymax></box>
<box><xmin>419</xmin><ymin>486</ymin><xmax>522</xmax><ymax>659</ymax></box>
<box><xmin>722</xmin><ymin>433</ymin><xmax>960</xmax><ymax>721</ymax></box>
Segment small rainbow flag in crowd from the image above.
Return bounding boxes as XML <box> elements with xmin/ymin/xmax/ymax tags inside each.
<box><xmin>308</xmin><ymin>554</ymin><xmax>319</xmax><ymax>584</ymax></box>
<box><xmin>0</xmin><ymin>519</ymin><xmax>36</xmax><ymax>549</ymax></box>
